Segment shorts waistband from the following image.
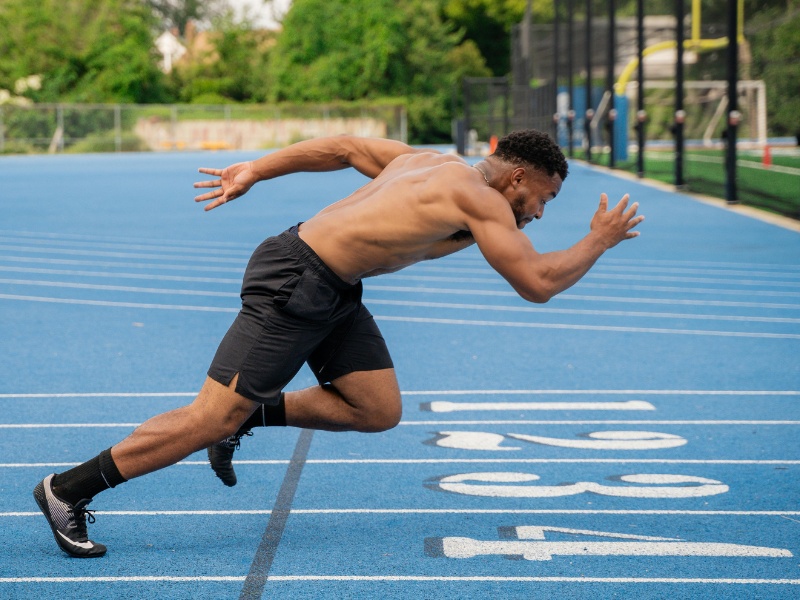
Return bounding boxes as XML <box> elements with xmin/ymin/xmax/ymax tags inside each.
<box><xmin>277</xmin><ymin>227</ymin><xmax>355</xmax><ymax>292</ymax></box>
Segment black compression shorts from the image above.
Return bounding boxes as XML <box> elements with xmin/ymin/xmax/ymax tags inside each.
<box><xmin>207</xmin><ymin>225</ymin><xmax>394</xmax><ymax>404</ymax></box>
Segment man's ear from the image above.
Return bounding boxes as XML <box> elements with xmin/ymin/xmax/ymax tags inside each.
<box><xmin>511</xmin><ymin>167</ymin><xmax>526</xmax><ymax>187</ymax></box>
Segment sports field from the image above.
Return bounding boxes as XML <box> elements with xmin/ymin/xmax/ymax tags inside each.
<box><xmin>595</xmin><ymin>145</ymin><xmax>800</xmax><ymax>218</ymax></box>
<box><xmin>1</xmin><ymin>150</ymin><xmax>799</xmax><ymax>599</ymax></box>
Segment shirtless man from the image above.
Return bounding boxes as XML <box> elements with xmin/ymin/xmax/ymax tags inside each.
<box><xmin>33</xmin><ymin>130</ymin><xmax>643</xmax><ymax>557</ymax></box>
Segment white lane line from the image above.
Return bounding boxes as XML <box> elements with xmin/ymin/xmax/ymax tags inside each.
<box><xmin>0</xmin><ymin>266</ymin><xmax>242</xmax><ymax>284</ymax></box>
<box><xmin>4</xmin><ymin>293</ymin><xmax>798</xmax><ymax>338</ymax></box>
<box><xmin>367</xmin><ymin>285</ymin><xmax>800</xmax><ymax>306</ymax></box>
<box><xmin>578</xmin><ymin>283</ymin><xmax>800</xmax><ymax>298</ymax></box>
<box><xmin>3</xmin><ymin>282</ymin><xmax>797</xmax><ymax>323</ymax></box>
<box><xmin>4</xmin><ymin>509</ymin><xmax>800</xmax><ymax>517</ymax></box>
<box><xmin>0</xmin><ymin>279</ymin><xmax>239</xmax><ymax>298</ymax></box>
<box><xmin>0</xmin><ymin>294</ymin><xmax>238</xmax><ymax>312</ymax></box>
<box><xmin>1</xmin><ymin>256</ymin><xmax>244</xmax><ymax>273</ymax></box>
<box><xmin>366</xmin><ymin>299</ymin><xmax>800</xmax><ymax>324</ymax></box>
<box><xmin>0</xmin><ymin>392</ymin><xmax>196</xmax><ymax>398</ymax></box>
<box><xmin>383</xmin><ymin>272</ymin><xmax>800</xmax><ymax>290</ymax></box>
<box><xmin>0</xmin><ymin>229</ymin><xmax>254</xmax><ymax>249</ymax></box>
<box><xmin>4</xmin><ymin>458</ymin><xmax>798</xmax><ymax>467</ymax></box>
<box><xmin>375</xmin><ymin>315</ymin><xmax>800</xmax><ymax>339</ymax></box>
<box><xmin>400</xmin><ymin>420</ymin><xmax>800</xmax><ymax>425</ymax></box>
<box><xmin>0</xmin><ymin>236</ymin><xmax>252</xmax><ymax>257</ymax></box>
<box><xmin>0</xmin><ymin>244</ymin><xmax>247</xmax><ymax>264</ymax></box>
<box><xmin>402</xmin><ymin>389</ymin><xmax>800</xmax><ymax>396</ymax></box>
<box><xmin>1</xmin><ymin>389</ymin><xmax>796</xmax><ymax>399</ymax></box>
<box><xmin>5</xmin><ymin>576</ymin><xmax>795</xmax><ymax>584</ymax></box>
<box><xmin>410</xmin><ymin>264</ymin><xmax>800</xmax><ymax>285</ymax></box>
<box><xmin>3</xmin><ymin>265</ymin><xmax>800</xmax><ymax>304</ymax></box>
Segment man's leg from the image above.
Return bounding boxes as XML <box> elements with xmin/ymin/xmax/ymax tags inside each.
<box><xmin>35</xmin><ymin>376</ymin><xmax>259</xmax><ymax>557</ymax></box>
<box><xmin>209</xmin><ymin>368</ymin><xmax>402</xmax><ymax>486</ymax></box>
<box><xmin>286</xmin><ymin>368</ymin><xmax>402</xmax><ymax>432</ymax></box>
<box><xmin>111</xmin><ymin>375</ymin><xmax>260</xmax><ymax>479</ymax></box>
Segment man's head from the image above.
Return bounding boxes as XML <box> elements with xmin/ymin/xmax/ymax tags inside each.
<box><xmin>493</xmin><ymin>129</ymin><xmax>569</xmax><ymax>182</ymax></box>
<box><xmin>489</xmin><ymin>129</ymin><xmax>568</xmax><ymax>228</ymax></box>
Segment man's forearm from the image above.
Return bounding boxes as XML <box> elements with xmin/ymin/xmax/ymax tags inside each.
<box><xmin>248</xmin><ymin>137</ymin><xmax>352</xmax><ymax>183</ymax></box>
<box><xmin>532</xmin><ymin>231</ymin><xmax>608</xmax><ymax>301</ymax></box>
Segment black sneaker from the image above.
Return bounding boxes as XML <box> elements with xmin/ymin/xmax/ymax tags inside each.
<box><xmin>207</xmin><ymin>429</ymin><xmax>253</xmax><ymax>487</ymax></box>
<box><xmin>33</xmin><ymin>474</ymin><xmax>106</xmax><ymax>558</ymax></box>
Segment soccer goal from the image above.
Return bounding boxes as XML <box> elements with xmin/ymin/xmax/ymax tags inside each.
<box><xmin>625</xmin><ymin>79</ymin><xmax>767</xmax><ymax>149</ymax></box>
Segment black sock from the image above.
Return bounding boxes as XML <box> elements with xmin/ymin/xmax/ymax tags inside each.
<box><xmin>240</xmin><ymin>393</ymin><xmax>287</xmax><ymax>430</ymax></box>
<box><xmin>51</xmin><ymin>448</ymin><xmax>127</xmax><ymax>505</ymax></box>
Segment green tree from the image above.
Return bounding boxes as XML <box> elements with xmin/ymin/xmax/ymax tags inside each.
<box><xmin>146</xmin><ymin>0</ymin><xmax>229</xmax><ymax>36</ymax></box>
<box><xmin>174</xmin><ymin>9</ymin><xmax>275</xmax><ymax>103</ymax></box>
<box><xmin>267</xmin><ymin>0</ymin><xmax>490</xmax><ymax>142</ymax></box>
<box><xmin>749</xmin><ymin>7</ymin><xmax>800</xmax><ymax>136</ymax></box>
<box><xmin>0</xmin><ymin>0</ymin><xmax>170</xmax><ymax>103</ymax></box>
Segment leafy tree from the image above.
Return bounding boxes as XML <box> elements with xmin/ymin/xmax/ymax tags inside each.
<box><xmin>442</xmin><ymin>0</ymin><xmax>553</xmax><ymax>76</ymax></box>
<box><xmin>267</xmin><ymin>0</ymin><xmax>490</xmax><ymax>142</ymax></box>
<box><xmin>146</xmin><ymin>0</ymin><xmax>228</xmax><ymax>36</ymax></box>
<box><xmin>173</xmin><ymin>9</ymin><xmax>275</xmax><ymax>103</ymax></box>
<box><xmin>0</xmin><ymin>0</ymin><xmax>170</xmax><ymax>103</ymax></box>
<box><xmin>749</xmin><ymin>7</ymin><xmax>800</xmax><ymax>136</ymax></box>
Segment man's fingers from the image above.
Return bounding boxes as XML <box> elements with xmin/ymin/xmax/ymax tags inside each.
<box><xmin>613</xmin><ymin>193</ymin><xmax>630</xmax><ymax>212</ymax></box>
<box><xmin>623</xmin><ymin>201</ymin><xmax>639</xmax><ymax>220</ymax></box>
<box><xmin>198</xmin><ymin>168</ymin><xmax>223</xmax><ymax>176</ymax></box>
<box><xmin>194</xmin><ymin>189</ymin><xmax>224</xmax><ymax>202</ymax></box>
<box><xmin>598</xmin><ymin>193</ymin><xmax>609</xmax><ymax>211</ymax></box>
<box><xmin>193</xmin><ymin>179</ymin><xmax>222</xmax><ymax>189</ymax></box>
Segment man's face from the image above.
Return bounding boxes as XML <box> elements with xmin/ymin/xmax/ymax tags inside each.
<box><xmin>509</xmin><ymin>169</ymin><xmax>563</xmax><ymax>229</ymax></box>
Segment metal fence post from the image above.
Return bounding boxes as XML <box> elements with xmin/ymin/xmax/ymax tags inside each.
<box><xmin>725</xmin><ymin>0</ymin><xmax>739</xmax><ymax>204</ymax></box>
<box><xmin>674</xmin><ymin>0</ymin><xmax>685</xmax><ymax>188</ymax></box>
<box><xmin>607</xmin><ymin>0</ymin><xmax>616</xmax><ymax>168</ymax></box>
<box><xmin>585</xmin><ymin>0</ymin><xmax>593</xmax><ymax>162</ymax></box>
<box><xmin>114</xmin><ymin>104</ymin><xmax>122</xmax><ymax>152</ymax></box>
<box><xmin>636</xmin><ymin>0</ymin><xmax>646</xmax><ymax>177</ymax></box>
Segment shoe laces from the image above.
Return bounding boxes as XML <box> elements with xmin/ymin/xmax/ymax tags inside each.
<box><xmin>221</xmin><ymin>429</ymin><xmax>253</xmax><ymax>450</ymax></box>
<box><xmin>70</xmin><ymin>500</ymin><xmax>96</xmax><ymax>542</ymax></box>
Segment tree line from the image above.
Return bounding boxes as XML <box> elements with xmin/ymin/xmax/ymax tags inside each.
<box><xmin>0</xmin><ymin>0</ymin><xmax>797</xmax><ymax>142</ymax></box>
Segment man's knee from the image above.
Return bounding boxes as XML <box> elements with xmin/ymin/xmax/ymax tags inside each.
<box><xmin>190</xmin><ymin>376</ymin><xmax>260</xmax><ymax>442</ymax></box>
<box><xmin>354</xmin><ymin>392</ymin><xmax>402</xmax><ymax>433</ymax></box>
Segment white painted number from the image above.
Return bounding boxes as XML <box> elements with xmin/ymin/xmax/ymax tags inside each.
<box><xmin>429</xmin><ymin>430</ymin><xmax>687</xmax><ymax>451</ymax></box>
<box><xmin>430</xmin><ymin>472</ymin><xmax>729</xmax><ymax>498</ymax></box>
<box><xmin>426</xmin><ymin>525</ymin><xmax>792</xmax><ymax>561</ymax></box>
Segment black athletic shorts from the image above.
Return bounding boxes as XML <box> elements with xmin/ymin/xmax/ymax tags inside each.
<box><xmin>207</xmin><ymin>225</ymin><xmax>394</xmax><ymax>404</ymax></box>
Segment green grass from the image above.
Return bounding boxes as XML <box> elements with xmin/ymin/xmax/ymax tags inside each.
<box><xmin>587</xmin><ymin>148</ymin><xmax>800</xmax><ymax>220</ymax></box>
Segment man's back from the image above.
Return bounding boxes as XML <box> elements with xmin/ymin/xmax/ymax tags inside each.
<box><xmin>298</xmin><ymin>152</ymin><xmax>485</xmax><ymax>283</ymax></box>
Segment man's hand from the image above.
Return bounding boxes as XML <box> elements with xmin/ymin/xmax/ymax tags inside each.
<box><xmin>193</xmin><ymin>162</ymin><xmax>258</xmax><ymax>211</ymax></box>
<box><xmin>590</xmin><ymin>193</ymin><xmax>644</xmax><ymax>249</ymax></box>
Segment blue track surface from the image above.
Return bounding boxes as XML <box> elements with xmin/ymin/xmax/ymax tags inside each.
<box><xmin>1</xmin><ymin>150</ymin><xmax>799</xmax><ymax>599</ymax></box>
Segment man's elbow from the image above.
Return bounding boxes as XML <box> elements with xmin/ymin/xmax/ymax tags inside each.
<box><xmin>517</xmin><ymin>284</ymin><xmax>555</xmax><ymax>304</ymax></box>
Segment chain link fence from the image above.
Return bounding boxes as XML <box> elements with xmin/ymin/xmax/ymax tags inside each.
<box><xmin>0</xmin><ymin>103</ymin><xmax>408</xmax><ymax>154</ymax></box>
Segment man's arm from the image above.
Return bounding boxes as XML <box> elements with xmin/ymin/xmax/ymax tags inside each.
<box><xmin>193</xmin><ymin>135</ymin><xmax>426</xmax><ymax>211</ymax></box>
<box><xmin>468</xmin><ymin>193</ymin><xmax>643</xmax><ymax>303</ymax></box>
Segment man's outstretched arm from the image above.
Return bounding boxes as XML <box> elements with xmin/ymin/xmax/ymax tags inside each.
<box><xmin>469</xmin><ymin>193</ymin><xmax>644</xmax><ymax>303</ymax></box>
<box><xmin>194</xmin><ymin>135</ymin><xmax>426</xmax><ymax>211</ymax></box>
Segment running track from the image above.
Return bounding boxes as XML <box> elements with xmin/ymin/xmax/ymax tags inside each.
<box><xmin>0</xmin><ymin>150</ymin><xmax>798</xmax><ymax>599</ymax></box>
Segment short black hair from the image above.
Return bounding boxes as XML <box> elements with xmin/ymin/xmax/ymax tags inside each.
<box><xmin>493</xmin><ymin>129</ymin><xmax>568</xmax><ymax>181</ymax></box>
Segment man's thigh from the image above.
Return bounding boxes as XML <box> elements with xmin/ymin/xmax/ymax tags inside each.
<box><xmin>330</xmin><ymin>368</ymin><xmax>402</xmax><ymax>424</ymax></box>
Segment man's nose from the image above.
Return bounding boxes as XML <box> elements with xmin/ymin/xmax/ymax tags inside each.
<box><xmin>534</xmin><ymin>204</ymin><xmax>545</xmax><ymax>220</ymax></box>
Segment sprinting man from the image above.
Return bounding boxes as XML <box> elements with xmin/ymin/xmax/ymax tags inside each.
<box><xmin>34</xmin><ymin>130</ymin><xmax>643</xmax><ymax>557</ymax></box>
